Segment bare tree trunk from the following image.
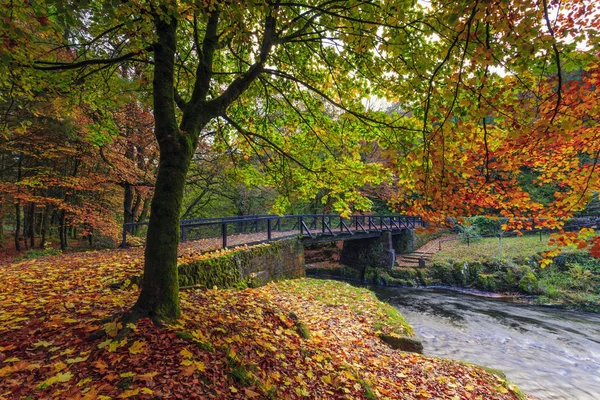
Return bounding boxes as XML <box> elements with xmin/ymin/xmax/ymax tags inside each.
<box><xmin>123</xmin><ymin>182</ymin><xmax>134</xmax><ymax>234</ymax></box>
<box><xmin>29</xmin><ymin>202</ymin><xmax>35</xmax><ymax>248</ymax></box>
<box><xmin>40</xmin><ymin>205</ymin><xmax>50</xmax><ymax>248</ymax></box>
<box><xmin>59</xmin><ymin>210</ymin><xmax>67</xmax><ymax>250</ymax></box>
<box><xmin>14</xmin><ymin>203</ymin><xmax>21</xmax><ymax>251</ymax></box>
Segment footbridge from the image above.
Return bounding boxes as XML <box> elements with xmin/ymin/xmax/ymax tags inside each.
<box><xmin>123</xmin><ymin>214</ymin><xmax>424</xmax><ymax>269</ymax></box>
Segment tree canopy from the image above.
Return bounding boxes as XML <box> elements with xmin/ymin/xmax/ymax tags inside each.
<box><xmin>1</xmin><ymin>0</ymin><xmax>599</xmax><ymax>320</ymax></box>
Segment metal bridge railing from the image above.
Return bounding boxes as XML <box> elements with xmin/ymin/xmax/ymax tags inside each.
<box><xmin>122</xmin><ymin>214</ymin><xmax>424</xmax><ymax>249</ymax></box>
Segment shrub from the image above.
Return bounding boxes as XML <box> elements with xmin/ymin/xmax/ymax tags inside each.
<box><xmin>17</xmin><ymin>248</ymin><xmax>62</xmax><ymax>260</ymax></box>
<box><xmin>467</xmin><ymin>215</ymin><xmax>508</xmax><ymax>236</ymax></box>
<box><xmin>518</xmin><ymin>267</ymin><xmax>538</xmax><ymax>294</ymax></box>
<box><xmin>457</xmin><ymin>224</ymin><xmax>482</xmax><ymax>244</ymax></box>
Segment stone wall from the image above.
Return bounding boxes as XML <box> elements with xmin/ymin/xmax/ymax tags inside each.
<box><xmin>340</xmin><ymin>231</ymin><xmax>395</xmax><ymax>274</ymax></box>
<box><xmin>178</xmin><ymin>238</ymin><xmax>305</xmax><ymax>289</ymax></box>
<box><xmin>391</xmin><ymin>229</ymin><xmax>416</xmax><ymax>254</ymax></box>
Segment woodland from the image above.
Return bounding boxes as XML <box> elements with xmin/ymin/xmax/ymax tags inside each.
<box><xmin>0</xmin><ymin>0</ymin><xmax>600</xmax><ymax>398</ymax></box>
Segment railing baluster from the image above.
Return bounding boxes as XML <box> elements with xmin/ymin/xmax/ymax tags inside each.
<box><xmin>267</xmin><ymin>219</ymin><xmax>272</xmax><ymax>241</ymax></box>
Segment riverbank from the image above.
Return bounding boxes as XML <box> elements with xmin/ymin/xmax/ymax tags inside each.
<box><xmin>0</xmin><ymin>250</ymin><xmax>526</xmax><ymax>399</ymax></box>
<box><xmin>307</xmin><ymin>235</ymin><xmax>600</xmax><ymax>312</ymax></box>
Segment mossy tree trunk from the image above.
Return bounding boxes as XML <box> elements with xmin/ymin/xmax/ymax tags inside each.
<box><xmin>132</xmin><ymin>7</ymin><xmax>275</xmax><ymax>322</ymax></box>
<box><xmin>133</xmin><ymin>14</ymin><xmax>187</xmax><ymax>321</ymax></box>
<box><xmin>133</xmin><ymin>139</ymin><xmax>195</xmax><ymax>320</ymax></box>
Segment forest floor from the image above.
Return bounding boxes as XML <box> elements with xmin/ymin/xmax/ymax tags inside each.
<box><xmin>0</xmin><ymin>248</ymin><xmax>528</xmax><ymax>399</ymax></box>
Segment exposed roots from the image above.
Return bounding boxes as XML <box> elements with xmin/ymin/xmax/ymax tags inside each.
<box><xmin>86</xmin><ymin>307</ymin><xmax>165</xmax><ymax>341</ymax></box>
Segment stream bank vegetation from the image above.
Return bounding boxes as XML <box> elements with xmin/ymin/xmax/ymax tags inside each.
<box><xmin>0</xmin><ymin>248</ymin><xmax>528</xmax><ymax>399</ymax></box>
<box><xmin>427</xmin><ymin>234</ymin><xmax>600</xmax><ymax>312</ymax></box>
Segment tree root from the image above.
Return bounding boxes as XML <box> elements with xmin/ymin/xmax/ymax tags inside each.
<box><xmin>87</xmin><ymin>307</ymin><xmax>165</xmax><ymax>341</ymax></box>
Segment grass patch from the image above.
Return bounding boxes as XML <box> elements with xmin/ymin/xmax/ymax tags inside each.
<box><xmin>274</xmin><ymin>278</ymin><xmax>414</xmax><ymax>337</ymax></box>
<box><xmin>432</xmin><ymin>234</ymin><xmax>580</xmax><ymax>264</ymax></box>
<box><xmin>16</xmin><ymin>248</ymin><xmax>62</xmax><ymax>260</ymax></box>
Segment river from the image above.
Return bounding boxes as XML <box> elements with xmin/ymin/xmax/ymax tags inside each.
<box><xmin>373</xmin><ymin>287</ymin><xmax>600</xmax><ymax>400</ymax></box>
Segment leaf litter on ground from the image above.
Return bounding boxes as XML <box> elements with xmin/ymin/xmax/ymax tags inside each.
<box><xmin>0</xmin><ymin>247</ymin><xmax>528</xmax><ymax>399</ymax></box>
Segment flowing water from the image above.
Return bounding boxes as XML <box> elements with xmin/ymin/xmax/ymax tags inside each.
<box><xmin>373</xmin><ymin>287</ymin><xmax>600</xmax><ymax>400</ymax></box>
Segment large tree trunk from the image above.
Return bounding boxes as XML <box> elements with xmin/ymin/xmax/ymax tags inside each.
<box><xmin>131</xmin><ymin>5</ymin><xmax>270</xmax><ymax>322</ymax></box>
<box><xmin>133</xmin><ymin>142</ymin><xmax>194</xmax><ymax>321</ymax></box>
<box><xmin>133</xmin><ymin>13</ymin><xmax>193</xmax><ymax>321</ymax></box>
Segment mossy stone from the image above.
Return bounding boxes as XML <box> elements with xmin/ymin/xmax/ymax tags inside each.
<box><xmin>378</xmin><ymin>333</ymin><xmax>424</xmax><ymax>354</ymax></box>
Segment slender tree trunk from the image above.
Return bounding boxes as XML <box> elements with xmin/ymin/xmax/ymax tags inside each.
<box><xmin>123</xmin><ymin>183</ymin><xmax>134</xmax><ymax>234</ymax></box>
<box><xmin>132</xmin><ymin>188</ymin><xmax>142</xmax><ymax>222</ymax></box>
<box><xmin>22</xmin><ymin>203</ymin><xmax>30</xmax><ymax>250</ymax></box>
<box><xmin>135</xmin><ymin>196</ymin><xmax>151</xmax><ymax>235</ymax></box>
<box><xmin>59</xmin><ymin>210</ymin><xmax>67</xmax><ymax>250</ymax></box>
<box><xmin>14</xmin><ymin>152</ymin><xmax>23</xmax><ymax>251</ymax></box>
<box><xmin>29</xmin><ymin>203</ymin><xmax>35</xmax><ymax>248</ymax></box>
<box><xmin>41</xmin><ymin>206</ymin><xmax>50</xmax><ymax>248</ymax></box>
<box><xmin>14</xmin><ymin>203</ymin><xmax>21</xmax><ymax>251</ymax></box>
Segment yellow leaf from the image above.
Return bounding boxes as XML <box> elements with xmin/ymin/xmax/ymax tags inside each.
<box><xmin>33</xmin><ymin>340</ymin><xmax>53</xmax><ymax>348</ymax></box>
<box><xmin>108</xmin><ymin>338</ymin><xmax>127</xmax><ymax>353</ymax></box>
<box><xmin>179</xmin><ymin>348</ymin><xmax>193</xmax><ymax>359</ymax></box>
<box><xmin>128</xmin><ymin>340</ymin><xmax>145</xmax><ymax>355</ymax></box>
<box><xmin>141</xmin><ymin>388</ymin><xmax>153</xmax><ymax>394</ymax></box>
<box><xmin>194</xmin><ymin>360</ymin><xmax>206</xmax><ymax>372</ymax></box>
<box><xmin>66</xmin><ymin>356</ymin><xmax>88</xmax><ymax>364</ymax></box>
<box><xmin>321</xmin><ymin>375</ymin><xmax>332</xmax><ymax>384</ymax></box>
<box><xmin>39</xmin><ymin>371</ymin><xmax>73</xmax><ymax>388</ymax></box>
<box><xmin>137</xmin><ymin>371</ymin><xmax>158</xmax><ymax>380</ymax></box>
<box><xmin>230</xmin><ymin>386</ymin><xmax>238</xmax><ymax>393</ymax></box>
<box><xmin>54</xmin><ymin>361</ymin><xmax>67</xmax><ymax>372</ymax></box>
<box><xmin>103</xmin><ymin>321</ymin><xmax>120</xmax><ymax>338</ymax></box>
<box><xmin>77</xmin><ymin>377</ymin><xmax>92</xmax><ymax>387</ymax></box>
<box><xmin>118</xmin><ymin>388</ymin><xmax>140</xmax><ymax>398</ymax></box>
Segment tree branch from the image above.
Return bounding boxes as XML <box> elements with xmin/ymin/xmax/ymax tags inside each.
<box><xmin>203</xmin><ymin>5</ymin><xmax>279</xmax><ymax>115</ymax></box>
<box><xmin>541</xmin><ymin>0</ymin><xmax>562</xmax><ymax>124</ymax></box>
<box><xmin>190</xmin><ymin>9</ymin><xmax>220</xmax><ymax>105</ymax></box>
<box><xmin>32</xmin><ymin>46</ymin><xmax>153</xmax><ymax>71</ymax></box>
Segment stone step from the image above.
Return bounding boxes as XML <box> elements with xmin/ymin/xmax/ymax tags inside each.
<box><xmin>398</xmin><ymin>256</ymin><xmax>432</xmax><ymax>261</ymax></box>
